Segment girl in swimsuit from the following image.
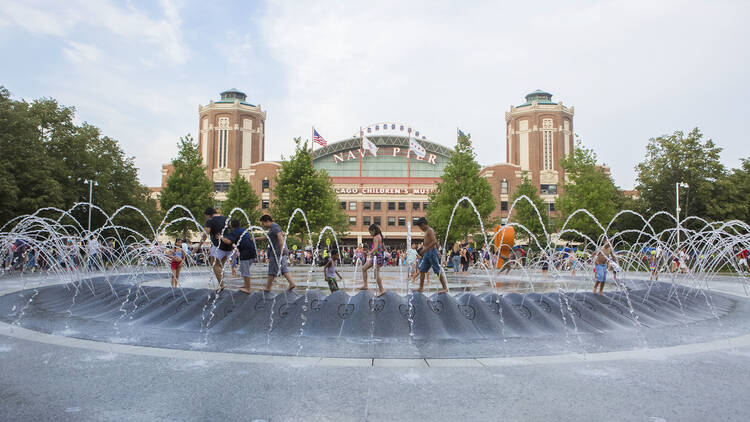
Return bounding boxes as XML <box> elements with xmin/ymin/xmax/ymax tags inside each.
<box><xmin>169</xmin><ymin>239</ymin><xmax>184</xmax><ymax>288</ymax></box>
<box><xmin>360</xmin><ymin>224</ymin><xmax>386</xmax><ymax>297</ymax></box>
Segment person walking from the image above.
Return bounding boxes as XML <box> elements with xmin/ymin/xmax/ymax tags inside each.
<box><xmin>413</xmin><ymin>218</ymin><xmax>449</xmax><ymax>294</ymax></box>
<box><xmin>259</xmin><ymin>215</ymin><xmax>296</xmax><ymax>293</ymax></box>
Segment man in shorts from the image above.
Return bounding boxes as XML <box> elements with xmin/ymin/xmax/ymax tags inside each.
<box><xmin>202</xmin><ymin>207</ymin><xmax>231</xmax><ymax>291</ymax></box>
<box><xmin>413</xmin><ymin>217</ymin><xmax>448</xmax><ymax>294</ymax></box>
<box><xmin>222</xmin><ymin>219</ymin><xmax>257</xmax><ymax>294</ymax></box>
<box><xmin>593</xmin><ymin>240</ymin><xmax>617</xmax><ymax>294</ymax></box>
<box><xmin>260</xmin><ymin>215</ymin><xmax>296</xmax><ymax>292</ymax></box>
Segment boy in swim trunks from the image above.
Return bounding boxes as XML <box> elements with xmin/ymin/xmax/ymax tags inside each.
<box><xmin>414</xmin><ymin>218</ymin><xmax>449</xmax><ymax>294</ymax></box>
<box><xmin>593</xmin><ymin>240</ymin><xmax>617</xmax><ymax>294</ymax></box>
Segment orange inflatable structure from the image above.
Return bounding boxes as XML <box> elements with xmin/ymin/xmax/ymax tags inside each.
<box><xmin>493</xmin><ymin>225</ymin><xmax>515</xmax><ymax>269</ymax></box>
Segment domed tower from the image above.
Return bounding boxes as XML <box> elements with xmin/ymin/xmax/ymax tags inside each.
<box><xmin>198</xmin><ymin>89</ymin><xmax>266</xmax><ymax>197</ymax></box>
<box><xmin>505</xmin><ymin>90</ymin><xmax>574</xmax><ymax>204</ymax></box>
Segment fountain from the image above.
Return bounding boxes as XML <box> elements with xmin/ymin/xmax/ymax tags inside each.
<box><xmin>1</xmin><ymin>199</ymin><xmax>749</xmax><ymax>359</ymax></box>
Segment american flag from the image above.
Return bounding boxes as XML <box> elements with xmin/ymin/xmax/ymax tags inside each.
<box><xmin>313</xmin><ymin>128</ymin><xmax>327</xmax><ymax>147</ymax></box>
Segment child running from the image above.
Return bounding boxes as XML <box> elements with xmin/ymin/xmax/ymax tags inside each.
<box><xmin>324</xmin><ymin>249</ymin><xmax>343</xmax><ymax>292</ymax></box>
<box><xmin>360</xmin><ymin>224</ymin><xmax>386</xmax><ymax>297</ymax></box>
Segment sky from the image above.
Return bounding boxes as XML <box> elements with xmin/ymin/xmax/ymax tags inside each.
<box><xmin>1</xmin><ymin>0</ymin><xmax>748</xmax><ymax>189</ymax></box>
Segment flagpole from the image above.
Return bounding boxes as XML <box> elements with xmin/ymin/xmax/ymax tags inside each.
<box><xmin>311</xmin><ymin>126</ymin><xmax>314</xmax><ymax>154</ymax></box>
<box><xmin>407</xmin><ymin>128</ymin><xmax>411</xmax><ymax>187</ymax></box>
<box><xmin>359</xmin><ymin>127</ymin><xmax>363</xmax><ymax>184</ymax></box>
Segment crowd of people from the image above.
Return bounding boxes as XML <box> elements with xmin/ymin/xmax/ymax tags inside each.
<box><xmin>5</xmin><ymin>209</ymin><xmax>749</xmax><ymax>297</ymax></box>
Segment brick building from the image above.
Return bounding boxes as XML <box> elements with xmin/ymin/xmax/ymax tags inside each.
<box><xmin>156</xmin><ymin>89</ymin><xmax>578</xmax><ymax>245</ymax></box>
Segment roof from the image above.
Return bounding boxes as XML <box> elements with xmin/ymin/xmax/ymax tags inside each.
<box><xmin>516</xmin><ymin>89</ymin><xmax>556</xmax><ymax>107</ymax></box>
<box><xmin>220</xmin><ymin>88</ymin><xmax>246</xmax><ymax>96</ymax></box>
<box><xmin>525</xmin><ymin>89</ymin><xmax>552</xmax><ymax>99</ymax></box>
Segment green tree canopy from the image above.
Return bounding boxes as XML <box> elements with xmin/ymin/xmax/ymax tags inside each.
<box><xmin>508</xmin><ymin>175</ymin><xmax>548</xmax><ymax>249</ymax></box>
<box><xmin>271</xmin><ymin>137</ymin><xmax>347</xmax><ymax>241</ymax></box>
<box><xmin>635</xmin><ymin>128</ymin><xmax>724</xmax><ymax>229</ymax></box>
<box><xmin>221</xmin><ymin>174</ymin><xmax>261</xmax><ymax>227</ymax></box>
<box><xmin>159</xmin><ymin>135</ymin><xmax>214</xmax><ymax>239</ymax></box>
<box><xmin>705</xmin><ymin>158</ymin><xmax>750</xmax><ymax>224</ymax></box>
<box><xmin>0</xmin><ymin>86</ymin><xmax>159</xmax><ymax>235</ymax></box>
<box><xmin>556</xmin><ymin>141</ymin><xmax>622</xmax><ymax>242</ymax></box>
<box><xmin>425</xmin><ymin>132</ymin><xmax>496</xmax><ymax>246</ymax></box>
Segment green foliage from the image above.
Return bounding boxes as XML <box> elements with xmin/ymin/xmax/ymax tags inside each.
<box><xmin>222</xmin><ymin>175</ymin><xmax>261</xmax><ymax>226</ymax></box>
<box><xmin>271</xmin><ymin>137</ymin><xmax>347</xmax><ymax>239</ymax></box>
<box><xmin>556</xmin><ymin>141</ymin><xmax>622</xmax><ymax>242</ymax></box>
<box><xmin>426</xmin><ymin>132</ymin><xmax>496</xmax><ymax>245</ymax></box>
<box><xmin>705</xmin><ymin>158</ymin><xmax>750</xmax><ymax>224</ymax></box>
<box><xmin>0</xmin><ymin>86</ymin><xmax>159</xmax><ymax>235</ymax></box>
<box><xmin>159</xmin><ymin>135</ymin><xmax>214</xmax><ymax>238</ymax></box>
<box><xmin>635</xmin><ymin>128</ymin><xmax>724</xmax><ymax>229</ymax></box>
<box><xmin>508</xmin><ymin>175</ymin><xmax>548</xmax><ymax>248</ymax></box>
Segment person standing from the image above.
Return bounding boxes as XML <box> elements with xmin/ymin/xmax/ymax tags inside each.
<box><xmin>169</xmin><ymin>239</ymin><xmax>184</xmax><ymax>288</ymax></box>
<box><xmin>360</xmin><ymin>224</ymin><xmax>386</xmax><ymax>297</ymax></box>
<box><xmin>450</xmin><ymin>242</ymin><xmax>461</xmax><ymax>273</ymax></box>
<box><xmin>323</xmin><ymin>249</ymin><xmax>343</xmax><ymax>292</ymax></box>
<box><xmin>259</xmin><ymin>215</ymin><xmax>296</xmax><ymax>292</ymax></box>
<box><xmin>414</xmin><ymin>218</ymin><xmax>449</xmax><ymax>294</ymax></box>
<box><xmin>222</xmin><ymin>219</ymin><xmax>257</xmax><ymax>294</ymax></box>
<box><xmin>593</xmin><ymin>240</ymin><xmax>617</xmax><ymax>295</ymax></box>
<box><xmin>406</xmin><ymin>243</ymin><xmax>419</xmax><ymax>283</ymax></box>
<box><xmin>202</xmin><ymin>207</ymin><xmax>232</xmax><ymax>292</ymax></box>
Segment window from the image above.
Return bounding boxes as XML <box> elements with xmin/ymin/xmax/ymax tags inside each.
<box><xmin>400</xmin><ymin>125</ymin><xmax>404</xmax><ymax>131</ymax></box>
<box><xmin>398</xmin><ymin>217</ymin><xmax>406</xmax><ymax>226</ymax></box>
<box><xmin>349</xmin><ymin>216</ymin><xmax>357</xmax><ymax>226</ymax></box>
<box><xmin>412</xmin><ymin>202</ymin><xmax>420</xmax><ymax>211</ymax></box>
<box><xmin>398</xmin><ymin>202</ymin><xmax>406</xmax><ymax>211</ymax></box>
<box><xmin>423</xmin><ymin>202</ymin><xmax>429</xmax><ymax>210</ymax></box>
<box><xmin>415</xmin><ymin>131</ymin><xmax>419</xmax><ymax>137</ymax></box>
<box><xmin>391</xmin><ymin>124</ymin><xmax>396</xmax><ymax>129</ymax></box>
<box><xmin>349</xmin><ymin>202</ymin><xmax>357</xmax><ymax>210</ymax></box>
<box><xmin>501</xmin><ymin>201</ymin><xmax>508</xmax><ymax>211</ymax></box>
<box><xmin>373</xmin><ymin>202</ymin><xmax>381</xmax><ymax>210</ymax></box>
<box><xmin>213</xmin><ymin>182</ymin><xmax>229</xmax><ymax>192</ymax></box>
<box><xmin>542</xmin><ymin>118</ymin><xmax>554</xmax><ymax>170</ymax></box>
<box><xmin>262</xmin><ymin>179</ymin><xmax>270</xmax><ymax>192</ymax></box>
<box><xmin>540</xmin><ymin>184</ymin><xmax>557</xmax><ymax>195</ymax></box>
<box><xmin>262</xmin><ymin>200</ymin><xmax>269</xmax><ymax>209</ymax></box>
<box><xmin>548</xmin><ymin>203</ymin><xmax>555</xmax><ymax>212</ymax></box>
<box><xmin>388</xmin><ymin>202</ymin><xmax>395</xmax><ymax>210</ymax></box>
<box><xmin>363</xmin><ymin>202</ymin><xmax>371</xmax><ymax>210</ymax></box>
<box><xmin>373</xmin><ymin>216</ymin><xmax>381</xmax><ymax>226</ymax></box>
<box><xmin>217</xmin><ymin>117</ymin><xmax>229</xmax><ymax>168</ymax></box>
<box><xmin>340</xmin><ymin>202</ymin><xmax>346</xmax><ymax>210</ymax></box>
<box><xmin>367</xmin><ymin>127</ymin><xmax>371</xmax><ymax>133</ymax></box>
<box><xmin>363</xmin><ymin>216</ymin><xmax>371</xmax><ymax>226</ymax></box>
<box><xmin>501</xmin><ymin>179</ymin><xmax>508</xmax><ymax>195</ymax></box>
<box><xmin>387</xmin><ymin>217</ymin><xmax>395</xmax><ymax>226</ymax></box>
<box><xmin>413</xmin><ymin>217</ymin><xmax>421</xmax><ymax>226</ymax></box>
<box><xmin>375</xmin><ymin>125</ymin><xmax>379</xmax><ymax>130</ymax></box>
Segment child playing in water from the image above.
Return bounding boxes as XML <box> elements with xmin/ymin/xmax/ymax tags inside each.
<box><xmin>324</xmin><ymin>249</ymin><xmax>343</xmax><ymax>292</ymax></box>
<box><xmin>360</xmin><ymin>224</ymin><xmax>386</xmax><ymax>297</ymax></box>
<box><xmin>169</xmin><ymin>238</ymin><xmax>184</xmax><ymax>287</ymax></box>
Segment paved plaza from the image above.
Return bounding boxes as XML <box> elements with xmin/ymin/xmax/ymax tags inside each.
<box><xmin>0</xmin><ymin>268</ymin><xmax>749</xmax><ymax>421</ymax></box>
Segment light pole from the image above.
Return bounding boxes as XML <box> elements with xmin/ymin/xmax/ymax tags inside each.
<box><xmin>675</xmin><ymin>182</ymin><xmax>689</xmax><ymax>249</ymax></box>
<box><xmin>84</xmin><ymin>179</ymin><xmax>98</xmax><ymax>232</ymax></box>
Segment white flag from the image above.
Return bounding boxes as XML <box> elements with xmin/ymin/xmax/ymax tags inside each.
<box><xmin>362</xmin><ymin>136</ymin><xmax>378</xmax><ymax>157</ymax></box>
<box><xmin>409</xmin><ymin>136</ymin><xmax>426</xmax><ymax>158</ymax></box>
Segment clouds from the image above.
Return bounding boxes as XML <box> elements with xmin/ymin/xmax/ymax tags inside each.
<box><xmin>1</xmin><ymin>0</ymin><xmax>749</xmax><ymax>189</ymax></box>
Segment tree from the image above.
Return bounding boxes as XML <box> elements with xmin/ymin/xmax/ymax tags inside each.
<box><xmin>221</xmin><ymin>175</ymin><xmax>261</xmax><ymax>226</ymax></box>
<box><xmin>556</xmin><ymin>141</ymin><xmax>621</xmax><ymax>242</ymax></box>
<box><xmin>0</xmin><ymin>87</ymin><xmax>159</xmax><ymax>236</ymax></box>
<box><xmin>705</xmin><ymin>158</ymin><xmax>750</xmax><ymax>224</ymax></box>
<box><xmin>159</xmin><ymin>135</ymin><xmax>214</xmax><ymax>239</ymax></box>
<box><xmin>426</xmin><ymin>132</ymin><xmax>496</xmax><ymax>246</ymax></box>
<box><xmin>508</xmin><ymin>175</ymin><xmax>548</xmax><ymax>248</ymax></box>
<box><xmin>271</xmin><ymin>137</ymin><xmax>347</xmax><ymax>240</ymax></box>
<box><xmin>635</xmin><ymin>128</ymin><xmax>724</xmax><ymax>228</ymax></box>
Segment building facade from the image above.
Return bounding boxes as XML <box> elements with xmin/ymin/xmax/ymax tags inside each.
<box><xmin>157</xmin><ymin>89</ymin><xmax>576</xmax><ymax>244</ymax></box>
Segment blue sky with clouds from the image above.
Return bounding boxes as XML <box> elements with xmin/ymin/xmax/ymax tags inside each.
<box><xmin>1</xmin><ymin>0</ymin><xmax>749</xmax><ymax>189</ymax></box>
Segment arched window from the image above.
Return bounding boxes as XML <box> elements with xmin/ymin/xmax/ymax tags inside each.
<box><xmin>217</xmin><ymin>117</ymin><xmax>229</xmax><ymax>168</ymax></box>
<box><xmin>501</xmin><ymin>179</ymin><xmax>508</xmax><ymax>195</ymax></box>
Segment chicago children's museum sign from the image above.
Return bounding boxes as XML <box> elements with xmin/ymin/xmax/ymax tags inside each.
<box><xmin>335</xmin><ymin>187</ymin><xmax>435</xmax><ymax>195</ymax></box>
<box><xmin>331</xmin><ymin>147</ymin><xmax>439</xmax><ymax>165</ymax></box>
